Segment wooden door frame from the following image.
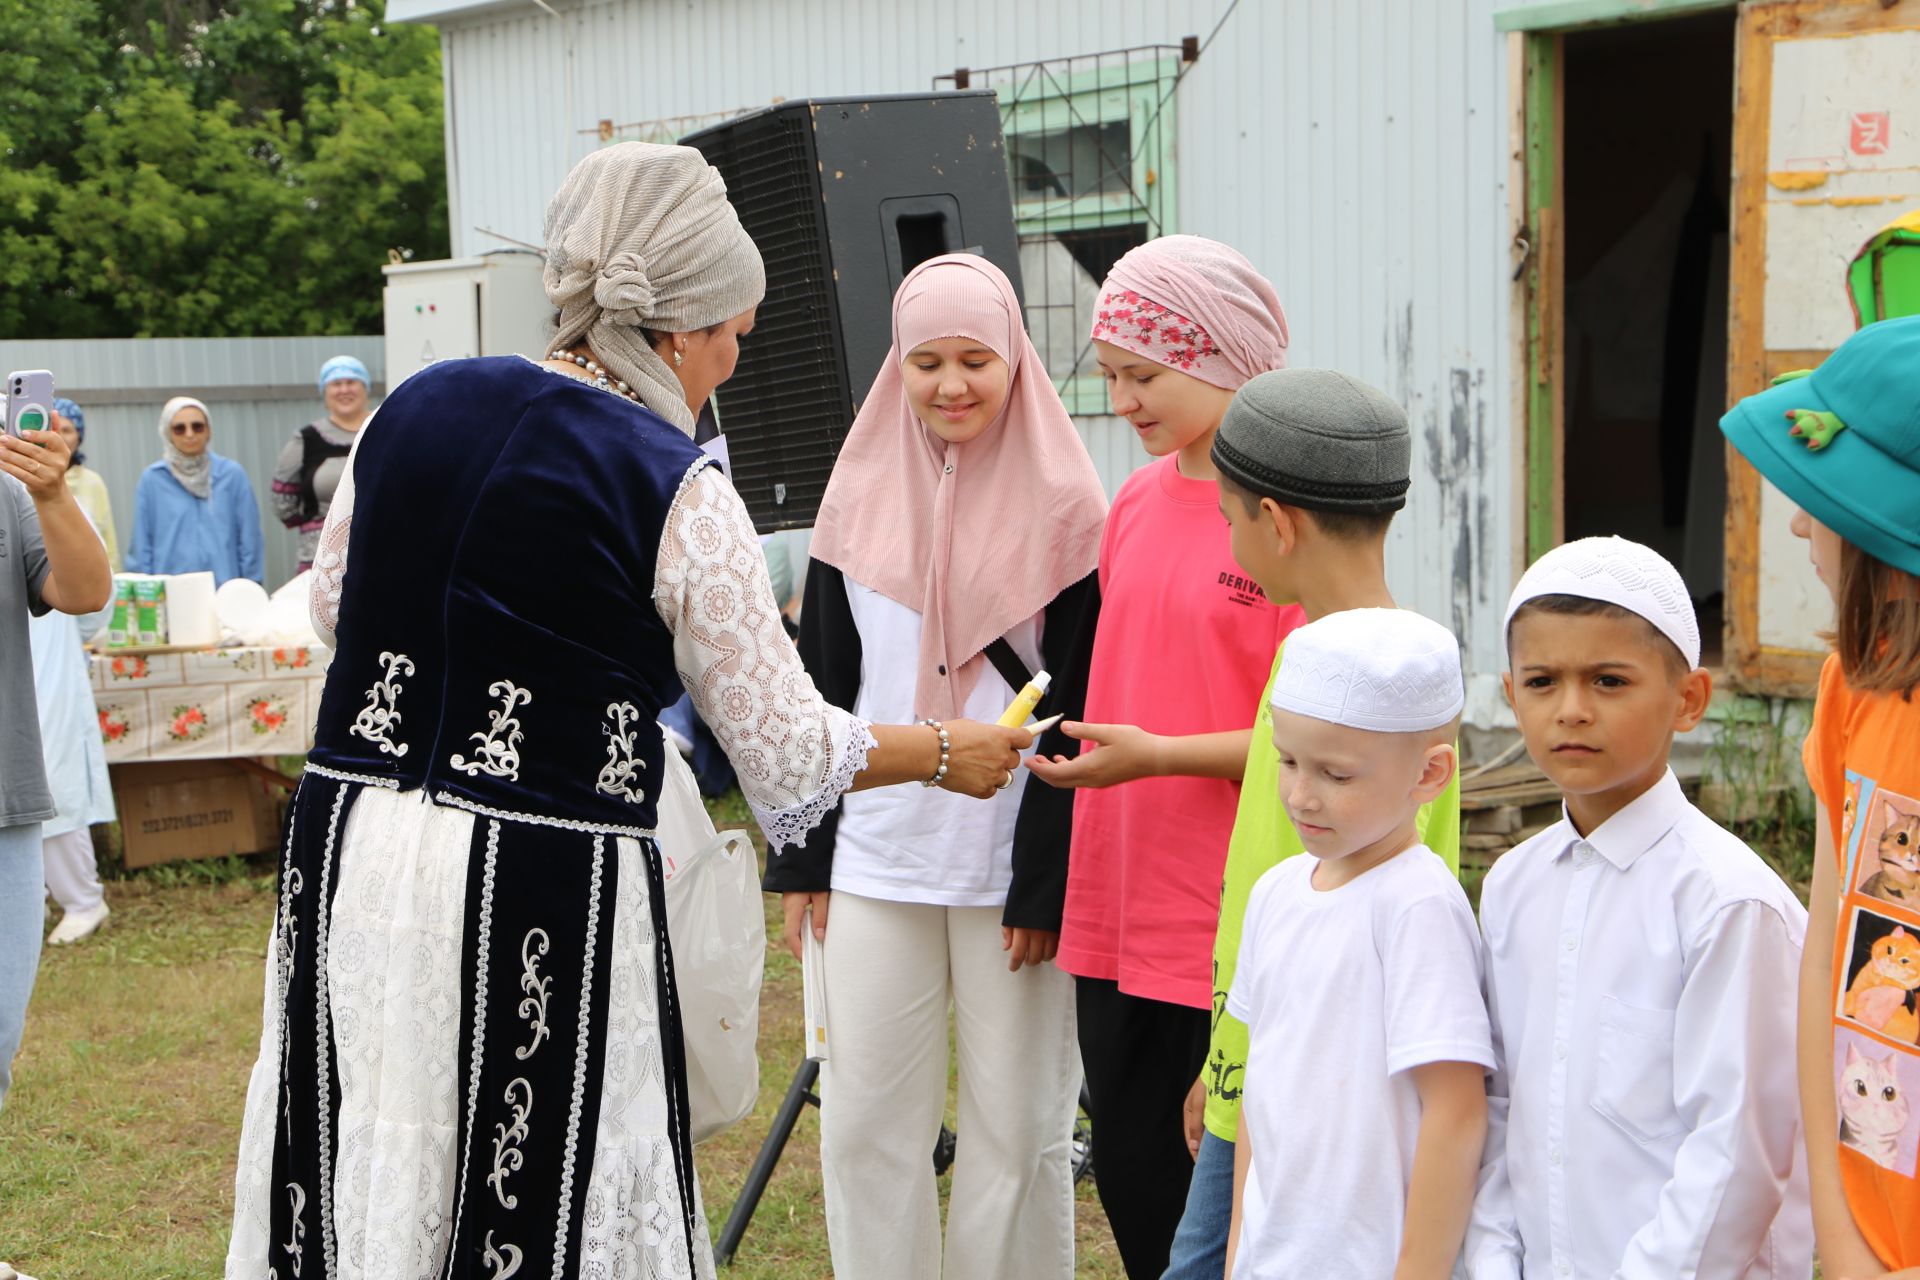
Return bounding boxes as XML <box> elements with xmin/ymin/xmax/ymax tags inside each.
<box><xmin>1518</xmin><ymin>31</ymin><xmax>1565</xmax><ymax>565</ymax></box>
<box><xmin>1725</xmin><ymin>0</ymin><xmax>1917</xmax><ymax>697</ymax></box>
<box><xmin>1727</xmin><ymin>3</ymin><xmax>1808</xmax><ymax>695</ymax></box>
<box><xmin>1506</xmin><ymin>1</ymin><xmax>1744</xmax><ymax>569</ymax></box>
<box><xmin>1508</xmin><ymin>0</ymin><xmax>1879</xmax><ymax>698</ymax></box>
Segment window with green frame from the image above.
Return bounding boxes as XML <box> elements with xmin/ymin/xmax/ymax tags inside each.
<box><xmin>950</xmin><ymin>52</ymin><xmax>1182</xmax><ymax>415</ymax></box>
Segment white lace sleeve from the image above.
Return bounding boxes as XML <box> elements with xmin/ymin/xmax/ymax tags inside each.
<box><xmin>653</xmin><ymin>461</ymin><xmax>876</xmax><ymax>852</ymax></box>
<box><xmin>309</xmin><ymin>424</ymin><xmax>367</xmax><ymax>646</ymax></box>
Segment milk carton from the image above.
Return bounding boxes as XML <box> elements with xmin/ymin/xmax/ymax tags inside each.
<box><xmin>132</xmin><ymin>577</ymin><xmax>169</xmax><ymax>646</ymax></box>
<box><xmin>108</xmin><ymin>577</ymin><xmax>136</xmax><ymax>647</ymax></box>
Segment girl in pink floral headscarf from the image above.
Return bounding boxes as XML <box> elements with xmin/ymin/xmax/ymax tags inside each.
<box><xmin>1080</xmin><ymin>233</ymin><xmax>1290</xmax><ymax>470</ymax></box>
<box><xmin>1027</xmin><ymin>234</ymin><xmax>1301</xmax><ymax>1278</ymax></box>
<box><xmin>1091</xmin><ymin>234</ymin><xmax>1289</xmax><ymax>384</ymax></box>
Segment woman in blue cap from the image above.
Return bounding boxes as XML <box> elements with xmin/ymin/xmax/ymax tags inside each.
<box><xmin>50</xmin><ymin>398</ymin><xmax>117</xmax><ymax>571</ymax></box>
<box><xmin>1720</xmin><ymin>314</ymin><xmax>1920</xmax><ymax>1278</ymax></box>
<box><xmin>272</xmin><ymin>354</ymin><xmax>373</xmax><ymax>573</ymax></box>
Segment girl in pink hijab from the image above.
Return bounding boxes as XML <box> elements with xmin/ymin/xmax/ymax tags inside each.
<box><xmin>772</xmin><ymin>253</ymin><xmax>1106</xmax><ymax>1280</ymax></box>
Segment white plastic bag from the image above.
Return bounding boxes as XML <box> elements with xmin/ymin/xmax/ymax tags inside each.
<box><xmin>654</xmin><ymin>725</ymin><xmax>764</xmax><ymax>1144</ymax></box>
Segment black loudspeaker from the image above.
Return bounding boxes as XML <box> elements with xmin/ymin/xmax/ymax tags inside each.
<box><xmin>683</xmin><ymin>92</ymin><xmax>1023</xmax><ymax>531</ymax></box>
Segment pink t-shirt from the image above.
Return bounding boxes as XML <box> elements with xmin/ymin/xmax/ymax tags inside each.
<box><xmin>1056</xmin><ymin>456</ymin><xmax>1301</xmax><ymax>1009</ymax></box>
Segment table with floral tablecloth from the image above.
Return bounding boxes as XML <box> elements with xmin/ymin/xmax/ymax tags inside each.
<box><xmin>91</xmin><ymin>645</ymin><xmax>333</xmax><ymax>763</ymax></box>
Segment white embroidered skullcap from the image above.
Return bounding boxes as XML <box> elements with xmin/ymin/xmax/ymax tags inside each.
<box><xmin>1270</xmin><ymin>608</ymin><xmax>1465</xmax><ymax>733</ymax></box>
<box><xmin>1504</xmin><ymin>536</ymin><xmax>1701</xmax><ymax>668</ymax></box>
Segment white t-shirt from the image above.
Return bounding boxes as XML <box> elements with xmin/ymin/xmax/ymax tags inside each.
<box><xmin>1227</xmin><ymin>844</ymin><xmax>1493</xmax><ymax>1280</ymax></box>
<box><xmin>831</xmin><ymin>573</ymin><xmax>1043</xmax><ymax>907</ymax></box>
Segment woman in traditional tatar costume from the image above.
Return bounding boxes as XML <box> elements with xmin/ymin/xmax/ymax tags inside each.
<box><xmin>225</xmin><ymin>143</ymin><xmax>1028</xmax><ymax>1280</ymax></box>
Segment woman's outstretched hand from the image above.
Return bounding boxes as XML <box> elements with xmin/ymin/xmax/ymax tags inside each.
<box><xmin>935</xmin><ymin>719</ymin><xmax>1033</xmax><ymax>799</ymax></box>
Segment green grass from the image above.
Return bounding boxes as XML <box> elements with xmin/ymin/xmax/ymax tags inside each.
<box><xmin>0</xmin><ymin>787</ymin><xmax>1828</xmax><ymax>1277</ymax></box>
<box><xmin>1703</xmin><ymin>694</ymin><xmax>1817</xmax><ymax>903</ymax></box>
<box><xmin>0</xmin><ymin>876</ymin><xmax>274</xmax><ymax>1275</ymax></box>
<box><xmin>0</xmin><ymin>797</ymin><xmax>1126</xmax><ymax>1277</ymax></box>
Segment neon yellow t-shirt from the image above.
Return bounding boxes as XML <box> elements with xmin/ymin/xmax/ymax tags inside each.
<box><xmin>1201</xmin><ymin>644</ymin><xmax>1463</xmax><ymax>1142</ymax></box>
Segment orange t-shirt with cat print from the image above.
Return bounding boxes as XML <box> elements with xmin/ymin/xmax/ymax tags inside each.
<box><xmin>1805</xmin><ymin>652</ymin><xmax>1920</xmax><ymax>1269</ymax></box>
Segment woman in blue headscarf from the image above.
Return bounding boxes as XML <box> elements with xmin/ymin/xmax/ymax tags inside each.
<box><xmin>126</xmin><ymin>396</ymin><xmax>264</xmax><ymax>585</ymax></box>
<box><xmin>51</xmin><ymin>398</ymin><xmax>118</xmax><ymax>571</ymax></box>
<box><xmin>272</xmin><ymin>354</ymin><xmax>373</xmax><ymax>572</ymax></box>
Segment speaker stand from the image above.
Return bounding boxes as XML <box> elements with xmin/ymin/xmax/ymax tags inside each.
<box><xmin>715</xmin><ymin>1058</ymin><xmax>819</xmax><ymax>1267</ymax></box>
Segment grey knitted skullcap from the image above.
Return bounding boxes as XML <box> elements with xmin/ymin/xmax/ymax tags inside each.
<box><xmin>1210</xmin><ymin>368</ymin><xmax>1412</xmax><ymax>514</ymax></box>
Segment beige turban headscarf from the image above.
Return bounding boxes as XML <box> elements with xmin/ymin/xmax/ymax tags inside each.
<box><xmin>543</xmin><ymin>142</ymin><xmax>767</xmax><ymax>434</ymax></box>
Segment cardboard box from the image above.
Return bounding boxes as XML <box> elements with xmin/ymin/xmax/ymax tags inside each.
<box><xmin>111</xmin><ymin>760</ymin><xmax>282</xmax><ymax>868</ymax></box>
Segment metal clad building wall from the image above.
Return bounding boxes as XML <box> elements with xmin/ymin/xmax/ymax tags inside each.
<box><xmin>1176</xmin><ymin>0</ymin><xmax>1516</xmax><ymax>714</ymax></box>
<box><xmin>429</xmin><ymin>0</ymin><xmax>1516</xmax><ymax>710</ymax></box>
<box><xmin>439</xmin><ymin>1</ymin><xmax>1218</xmax><ymax>261</ymax></box>
<box><xmin>0</xmin><ymin>337</ymin><xmax>385</xmax><ymax>592</ymax></box>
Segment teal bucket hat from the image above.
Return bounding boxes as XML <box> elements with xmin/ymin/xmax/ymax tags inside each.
<box><xmin>1719</xmin><ymin>315</ymin><xmax>1920</xmax><ymax>578</ymax></box>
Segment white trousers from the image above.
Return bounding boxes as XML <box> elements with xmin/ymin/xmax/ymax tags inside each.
<box><xmin>819</xmin><ymin>891</ymin><xmax>1080</xmax><ymax>1280</ymax></box>
<box><xmin>42</xmin><ymin>827</ymin><xmax>103</xmax><ymax>915</ymax></box>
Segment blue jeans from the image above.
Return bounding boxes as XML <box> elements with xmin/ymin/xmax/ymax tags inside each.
<box><xmin>1162</xmin><ymin>1130</ymin><xmax>1235</xmax><ymax>1280</ymax></box>
<box><xmin>0</xmin><ymin>821</ymin><xmax>44</xmax><ymax>1115</ymax></box>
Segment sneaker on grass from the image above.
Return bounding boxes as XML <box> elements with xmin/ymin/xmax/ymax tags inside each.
<box><xmin>47</xmin><ymin>900</ymin><xmax>110</xmax><ymax>945</ymax></box>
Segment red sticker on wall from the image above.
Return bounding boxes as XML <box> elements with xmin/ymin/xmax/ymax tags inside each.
<box><xmin>1851</xmin><ymin>111</ymin><xmax>1892</xmax><ymax>157</ymax></box>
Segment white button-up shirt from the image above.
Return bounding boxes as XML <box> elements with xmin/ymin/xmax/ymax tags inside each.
<box><xmin>1465</xmin><ymin>771</ymin><xmax>1814</xmax><ymax>1280</ymax></box>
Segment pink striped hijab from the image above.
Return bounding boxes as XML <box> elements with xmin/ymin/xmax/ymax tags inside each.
<box><xmin>1091</xmin><ymin>234</ymin><xmax>1289</xmax><ymax>389</ymax></box>
<box><xmin>811</xmin><ymin>254</ymin><xmax>1108</xmax><ymax>720</ymax></box>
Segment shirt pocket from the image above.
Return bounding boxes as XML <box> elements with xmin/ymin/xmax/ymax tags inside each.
<box><xmin>1589</xmin><ymin>995</ymin><xmax>1685</xmax><ymax>1145</ymax></box>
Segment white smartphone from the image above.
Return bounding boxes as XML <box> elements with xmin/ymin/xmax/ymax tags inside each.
<box><xmin>5</xmin><ymin>370</ymin><xmax>56</xmax><ymax>439</ymax></box>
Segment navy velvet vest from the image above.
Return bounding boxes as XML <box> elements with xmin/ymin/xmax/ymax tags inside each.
<box><xmin>309</xmin><ymin>356</ymin><xmax>706</xmax><ymax>833</ymax></box>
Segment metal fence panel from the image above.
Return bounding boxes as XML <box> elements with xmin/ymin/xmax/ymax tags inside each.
<box><xmin>0</xmin><ymin>337</ymin><xmax>385</xmax><ymax>592</ymax></box>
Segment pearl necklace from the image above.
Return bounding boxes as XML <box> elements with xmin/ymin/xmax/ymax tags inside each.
<box><xmin>546</xmin><ymin>349</ymin><xmax>639</xmax><ymax>403</ymax></box>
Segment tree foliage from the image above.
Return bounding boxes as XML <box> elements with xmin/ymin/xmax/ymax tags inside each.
<box><xmin>0</xmin><ymin>0</ymin><xmax>446</xmax><ymax>338</ymax></box>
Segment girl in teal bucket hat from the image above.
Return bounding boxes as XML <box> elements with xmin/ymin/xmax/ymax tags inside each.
<box><xmin>1721</xmin><ymin>314</ymin><xmax>1920</xmax><ymax>1276</ymax></box>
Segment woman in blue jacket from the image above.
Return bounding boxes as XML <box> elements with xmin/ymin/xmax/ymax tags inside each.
<box><xmin>126</xmin><ymin>396</ymin><xmax>264</xmax><ymax>585</ymax></box>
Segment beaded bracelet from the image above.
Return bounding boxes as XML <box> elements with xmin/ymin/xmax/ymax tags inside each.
<box><xmin>917</xmin><ymin>719</ymin><xmax>951</xmax><ymax>788</ymax></box>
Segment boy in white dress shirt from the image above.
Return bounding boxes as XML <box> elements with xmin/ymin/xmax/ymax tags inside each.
<box><xmin>1224</xmin><ymin>609</ymin><xmax>1492</xmax><ymax>1280</ymax></box>
<box><xmin>1466</xmin><ymin>537</ymin><xmax>1814</xmax><ymax>1280</ymax></box>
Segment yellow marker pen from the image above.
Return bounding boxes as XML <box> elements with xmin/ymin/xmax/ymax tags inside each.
<box><xmin>997</xmin><ymin>670</ymin><xmax>1051</xmax><ymax>728</ymax></box>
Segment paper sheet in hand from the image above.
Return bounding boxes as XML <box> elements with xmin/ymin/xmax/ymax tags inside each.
<box><xmin>802</xmin><ymin>906</ymin><xmax>829</xmax><ymax>1062</ymax></box>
